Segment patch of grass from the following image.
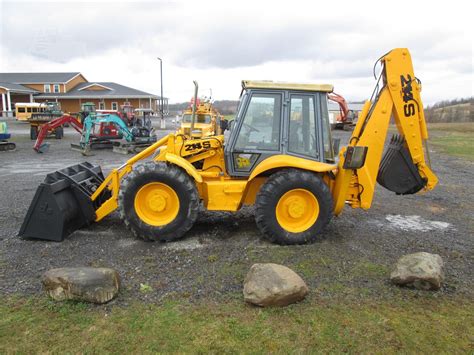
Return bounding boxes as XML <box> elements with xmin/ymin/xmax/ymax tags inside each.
<box><xmin>1</xmin><ymin>296</ymin><xmax>472</xmax><ymax>353</ymax></box>
<box><xmin>352</xmin><ymin>260</ymin><xmax>390</xmax><ymax>277</ymax></box>
<box><xmin>427</xmin><ymin>122</ymin><xmax>474</xmax><ymax>133</ymax></box>
<box><xmin>207</xmin><ymin>254</ymin><xmax>219</xmax><ymax>263</ymax></box>
<box><xmin>139</xmin><ymin>283</ymin><xmax>153</xmax><ymax>293</ymax></box>
<box><xmin>429</xmin><ymin>131</ymin><xmax>474</xmax><ymax>161</ymax></box>
<box><xmin>388</xmin><ymin>122</ymin><xmax>473</xmax><ymax>160</ymax></box>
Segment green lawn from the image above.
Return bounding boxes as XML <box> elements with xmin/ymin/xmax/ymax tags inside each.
<box><xmin>389</xmin><ymin>122</ymin><xmax>474</xmax><ymax>161</ymax></box>
<box><xmin>1</xmin><ymin>296</ymin><xmax>472</xmax><ymax>353</ymax></box>
<box><xmin>427</xmin><ymin>123</ymin><xmax>474</xmax><ymax>161</ymax></box>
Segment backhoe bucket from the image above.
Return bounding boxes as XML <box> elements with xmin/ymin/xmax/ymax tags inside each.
<box><xmin>36</xmin><ymin>142</ymin><xmax>50</xmax><ymax>153</ymax></box>
<box><xmin>18</xmin><ymin>162</ymin><xmax>110</xmax><ymax>241</ymax></box>
<box><xmin>377</xmin><ymin>135</ymin><xmax>426</xmax><ymax>195</ymax></box>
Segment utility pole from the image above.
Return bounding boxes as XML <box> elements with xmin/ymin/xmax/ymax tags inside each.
<box><xmin>157</xmin><ymin>57</ymin><xmax>165</xmax><ymax>129</ymax></box>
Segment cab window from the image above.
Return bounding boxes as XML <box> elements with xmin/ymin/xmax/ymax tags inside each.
<box><xmin>235</xmin><ymin>93</ymin><xmax>281</xmax><ymax>151</ymax></box>
<box><xmin>320</xmin><ymin>95</ymin><xmax>334</xmax><ymax>161</ymax></box>
<box><xmin>288</xmin><ymin>95</ymin><xmax>318</xmax><ymax>159</ymax></box>
<box><xmin>182</xmin><ymin>114</ymin><xmax>211</xmax><ymax>124</ymax></box>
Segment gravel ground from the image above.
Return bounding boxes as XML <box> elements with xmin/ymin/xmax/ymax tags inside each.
<box><xmin>0</xmin><ymin>119</ymin><xmax>473</xmax><ymax>304</ymax></box>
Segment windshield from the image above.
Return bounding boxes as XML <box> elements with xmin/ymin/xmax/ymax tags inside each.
<box><xmin>236</xmin><ymin>92</ymin><xmax>248</xmax><ymax>119</ymax></box>
<box><xmin>182</xmin><ymin>114</ymin><xmax>212</xmax><ymax>124</ymax></box>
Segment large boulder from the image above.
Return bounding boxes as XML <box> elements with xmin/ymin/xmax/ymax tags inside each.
<box><xmin>243</xmin><ymin>263</ymin><xmax>308</xmax><ymax>307</ymax></box>
<box><xmin>42</xmin><ymin>267</ymin><xmax>120</xmax><ymax>304</ymax></box>
<box><xmin>390</xmin><ymin>252</ymin><xmax>444</xmax><ymax>290</ymax></box>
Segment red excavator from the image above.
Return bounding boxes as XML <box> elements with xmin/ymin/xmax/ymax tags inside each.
<box><xmin>33</xmin><ymin>115</ymin><xmax>83</xmax><ymax>153</ymax></box>
<box><xmin>328</xmin><ymin>92</ymin><xmax>356</xmax><ymax>130</ymax></box>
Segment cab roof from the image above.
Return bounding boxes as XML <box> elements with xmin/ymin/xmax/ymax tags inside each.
<box><xmin>242</xmin><ymin>80</ymin><xmax>334</xmax><ymax>93</ymax></box>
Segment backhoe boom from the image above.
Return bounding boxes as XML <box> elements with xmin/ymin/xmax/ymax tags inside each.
<box><xmin>333</xmin><ymin>48</ymin><xmax>438</xmax><ymax>214</ymax></box>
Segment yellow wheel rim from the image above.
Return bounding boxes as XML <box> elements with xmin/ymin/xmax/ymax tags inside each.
<box><xmin>134</xmin><ymin>182</ymin><xmax>180</xmax><ymax>226</ymax></box>
<box><xmin>275</xmin><ymin>189</ymin><xmax>319</xmax><ymax>233</ymax></box>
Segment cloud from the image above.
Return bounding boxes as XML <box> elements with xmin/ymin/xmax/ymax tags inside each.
<box><xmin>0</xmin><ymin>0</ymin><xmax>472</xmax><ymax>103</ymax></box>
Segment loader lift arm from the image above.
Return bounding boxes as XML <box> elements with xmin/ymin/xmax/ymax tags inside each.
<box><xmin>34</xmin><ymin>114</ymin><xmax>83</xmax><ymax>153</ymax></box>
<box><xmin>332</xmin><ymin>48</ymin><xmax>438</xmax><ymax>214</ymax></box>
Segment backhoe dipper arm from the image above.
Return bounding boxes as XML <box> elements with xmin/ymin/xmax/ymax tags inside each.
<box><xmin>82</xmin><ymin>114</ymin><xmax>134</xmax><ymax>146</ymax></box>
<box><xmin>328</xmin><ymin>92</ymin><xmax>349</xmax><ymax>122</ymax></box>
<box><xmin>33</xmin><ymin>114</ymin><xmax>83</xmax><ymax>152</ymax></box>
<box><xmin>97</xmin><ymin>114</ymin><xmax>135</xmax><ymax>142</ymax></box>
<box><xmin>332</xmin><ymin>48</ymin><xmax>438</xmax><ymax>215</ymax></box>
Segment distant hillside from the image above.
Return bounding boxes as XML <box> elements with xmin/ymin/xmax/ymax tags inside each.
<box><xmin>424</xmin><ymin>98</ymin><xmax>473</xmax><ymax>123</ymax></box>
<box><xmin>169</xmin><ymin>97</ymin><xmax>473</xmax><ymax>123</ymax></box>
<box><xmin>169</xmin><ymin>100</ymin><xmax>239</xmax><ymax>115</ymax></box>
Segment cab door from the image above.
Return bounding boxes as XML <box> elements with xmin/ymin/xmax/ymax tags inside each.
<box><xmin>225</xmin><ymin>90</ymin><xmax>284</xmax><ymax>176</ymax></box>
<box><xmin>286</xmin><ymin>93</ymin><xmax>320</xmax><ymax>160</ymax></box>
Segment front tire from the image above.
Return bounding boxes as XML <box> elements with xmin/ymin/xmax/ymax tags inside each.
<box><xmin>255</xmin><ymin>169</ymin><xmax>333</xmax><ymax>245</ymax></box>
<box><xmin>118</xmin><ymin>162</ymin><xmax>199</xmax><ymax>242</ymax></box>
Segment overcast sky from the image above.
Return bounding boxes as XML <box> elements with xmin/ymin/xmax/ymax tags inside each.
<box><xmin>0</xmin><ymin>0</ymin><xmax>472</xmax><ymax>104</ymax></box>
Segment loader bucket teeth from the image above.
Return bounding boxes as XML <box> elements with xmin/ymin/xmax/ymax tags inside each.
<box><xmin>18</xmin><ymin>162</ymin><xmax>110</xmax><ymax>241</ymax></box>
<box><xmin>377</xmin><ymin>135</ymin><xmax>426</xmax><ymax>195</ymax></box>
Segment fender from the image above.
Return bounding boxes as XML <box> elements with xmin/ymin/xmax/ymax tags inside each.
<box><xmin>248</xmin><ymin>155</ymin><xmax>337</xmax><ymax>181</ymax></box>
<box><xmin>165</xmin><ymin>153</ymin><xmax>203</xmax><ymax>183</ymax></box>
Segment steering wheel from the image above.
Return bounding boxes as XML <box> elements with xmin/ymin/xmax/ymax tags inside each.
<box><xmin>243</xmin><ymin>122</ymin><xmax>260</xmax><ymax>133</ymax></box>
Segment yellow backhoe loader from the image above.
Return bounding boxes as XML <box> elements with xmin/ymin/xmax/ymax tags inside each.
<box><xmin>177</xmin><ymin>81</ymin><xmax>225</xmax><ymax>138</ymax></box>
<box><xmin>19</xmin><ymin>48</ymin><xmax>438</xmax><ymax>245</ymax></box>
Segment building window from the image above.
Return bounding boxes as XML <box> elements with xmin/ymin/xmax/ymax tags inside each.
<box><xmin>99</xmin><ymin>102</ymin><xmax>105</xmax><ymax>110</ymax></box>
<box><xmin>44</xmin><ymin>84</ymin><xmax>51</xmax><ymax>93</ymax></box>
<box><xmin>111</xmin><ymin>102</ymin><xmax>118</xmax><ymax>110</ymax></box>
<box><xmin>53</xmin><ymin>84</ymin><xmax>60</xmax><ymax>93</ymax></box>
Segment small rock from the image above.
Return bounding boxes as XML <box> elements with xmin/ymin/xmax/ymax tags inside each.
<box><xmin>42</xmin><ymin>267</ymin><xmax>120</xmax><ymax>304</ymax></box>
<box><xmin>390</xmin><ymin>252</ymin><xmax>444</xmax><ymax>290</ymax></box>
<box><xmin>243</xmin><ymin>263</ymin><xmax>308</xmax><ymax>307</ymax></box>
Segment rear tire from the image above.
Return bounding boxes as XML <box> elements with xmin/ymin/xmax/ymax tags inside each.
<box><xmin>30</xmin><ymin>126</ymin><xmax>37</xmax><ymax>140</ymax></box>
<box><xmin>255</xmin><ymin>169</ymin><xmax>333</xmax><ymax>245</ymax></box>
<box><xmin>118</xmin><ymin>162</ymin><xmax>199</xmax><ymax>242</ymax></box>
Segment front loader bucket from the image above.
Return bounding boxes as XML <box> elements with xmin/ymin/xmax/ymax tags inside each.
<box><xmin>377</xmin><ymin>135</ymin><xmax>426</xmax><ymax>195</ymax></box>
<box><xmin>18</xmin><ymin>162</ymin><xmax>110</xmax><ymax>241</ymax></box>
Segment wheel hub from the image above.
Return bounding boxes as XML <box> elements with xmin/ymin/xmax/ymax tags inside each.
<box><xmin>275</xmin><ymin>189</ymin><xmax>320</xmax><ymax>233</ymax></box>
<box><xmin>286</xmin><ymin>197</ymin><xmax>306</xmax><ymax>219</ymax></box>
<box><xmin>149</xmin><ymin>193</ymin><xmax>166</xmax><ymax>212</ymax></box>
<box><xmin>134</xmin><ymin>182</ymin><xmax>180</xmax><ymax>226</ymax></box>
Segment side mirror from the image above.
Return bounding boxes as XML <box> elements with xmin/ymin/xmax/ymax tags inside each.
<box><xmin>227</xmin><ymin>120</ymin><xmax>234</xmax><ymax>131</ymax></box>
<box><xmin>220</xmin><ymin>119</ymin><xmax>228</xmax><ymax>131</ymax></box>
<box><xmin>343</xmin><ymin>146</ymin><xmax>368</xmax><ymax>170</ymax></box>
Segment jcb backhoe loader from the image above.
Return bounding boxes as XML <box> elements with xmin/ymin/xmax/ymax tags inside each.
<box><xmin>19</xmin><ymin>48</ymin><xmax>438</xmax><ymax>245</ymax></box>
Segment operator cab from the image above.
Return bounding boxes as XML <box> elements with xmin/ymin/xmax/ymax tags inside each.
<box><xmin>224</xmin><ymin>80</ymin><xmax>335</xmax><ymax>177</ymax></box>
<box><xmin>41</xmin><ymin>101</ymin><xmax>61</xmax><ymax>112</ymax></box>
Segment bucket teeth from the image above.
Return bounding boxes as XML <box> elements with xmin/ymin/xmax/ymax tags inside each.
<box><xmin>377</xmin><ymin>134</ymin><xmax>426</xmax><ymax>195</ymax></box>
